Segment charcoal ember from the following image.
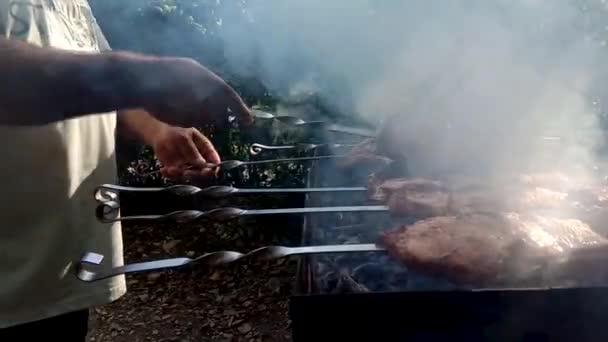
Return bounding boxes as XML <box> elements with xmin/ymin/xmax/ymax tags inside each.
<box><xmin>319</xmin><ymin>270</ymin><xmax>339</xmax><ymax>291</ymax></box>
<box><xmin>352</xmin><ymin>263</ymin><xmax>386</xmax><ymax>280</ymax></box>
<box><xmin>333</xmin><ymin>270</ymin><xmax>370</xmax><ymax>294</ymax></box>
<box><xmin>352</xmin><ymin>262</ymin><xmax>406</xmax><ymax>292</ymax></box>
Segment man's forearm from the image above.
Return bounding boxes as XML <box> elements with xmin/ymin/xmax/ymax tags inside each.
<box><xmin>0</xmin><ymin>37</ymin><xmax>157</xmax><ymax>125</ymax></box>
<box><xmin>117</xmin><ymin>108</ymin><xmax>168</xmax><ymax>146</ymax></box>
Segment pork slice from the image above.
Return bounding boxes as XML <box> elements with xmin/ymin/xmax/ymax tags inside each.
<box><xmin>367</xmin><ymin>174</ymin><xmax>446</xmax><ymax>201</ymax></box>
<box><xmin>336</xmin><ymin>138</ymin><xmax>393</xmax><ymax>170</ymax></box>
<box><xmin>387</xmin><ymin>189</ymin><xmax>452</xmax><ymax>218</ymax></box>
<box><xmin>369</xmin><ymin>174</ymin><xmax>607</xmax><ymax>220</ymax></box>
<box><xmin>381</xmin><ymin>213</ymin><xmax>607</xmax><ymax>286</ymax></box>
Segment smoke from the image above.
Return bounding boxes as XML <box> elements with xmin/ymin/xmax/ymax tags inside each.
<box><xmin>214</xmin><ymin>0</ymin><xmax>608</xmax><ymax>181</ymax></box>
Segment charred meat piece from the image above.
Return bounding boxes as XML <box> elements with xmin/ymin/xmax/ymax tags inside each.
<box><xmin>381</xmin><ymin>213</ymin><xmax>607</xmax><ymax>286</ymax></box>
<box><xmin>367</xmin><ymin>174</ymin><xmax>446</xmax><ymax>201</ymax></box>
<box><xmin>336</xmin><ymin>138</ymin><xmax>410</xmax><ymax>179</ymax></box>
<box><xmin>367</xmin><ymin>174</ymin><xmax>453</xmax><ymax>218</ymax></box>
<box><xmin>367</xmin><ymin>174</ymin><xmax>588</xmax><ymax>218</ymax></box>
<box><xmin>335</xmin><ymin>138</ymin><xmax>392</xmax><ymax>169</ymax></box>
<box><xmin>386</xmin><ymin>188</ymin><xmax>452</xmax><ymax>218</ymax></box>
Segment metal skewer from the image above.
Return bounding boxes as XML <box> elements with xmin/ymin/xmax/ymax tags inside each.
<box><xmin>251</xmin><ymin>110</ymin><xmax>377</xmax><ymax>137</ymax></box>
<box><xmin>76</xmin><ymin>243</ymin><xmax>386</xmax><ymax>282</ymax></box>
<box><xmin>94</xmin><ymin>184</ymin><xmax>367</xmax><ymax>203</ymax></box>
<box><xmin>96</xmin><ymin>203</ymin><xmax>389</xmax><ymax>223</ymax></box>
<box><xmin>140</xmin><ymin>155</ymin><xmax>344</xmax><ymax>176</ymax></box>
<box><xmin>248</xmin><ymin>143</ymin><xmax>357</xmax><ymax>156</ymax></box>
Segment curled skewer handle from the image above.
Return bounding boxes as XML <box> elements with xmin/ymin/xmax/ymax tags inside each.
<box><xmin>248</xmin><ymin>143</ymin><xmax>357</xmax><ymax>156</ymax></box>
<box><xmin>251</xmin><ymin>109</ymin><xmax>324</xmax><ymax>126</ymax></box>
<box><xmin>97</xmin><ymin>205</ymin><xmax>388</xmax><ymax>223</ymax></box>
<box><xmin>249</xmin><ymin>143</ymin><xmax>296</xmax><ymax>155</ymax></box>
<box><xmin>94</xmin><ymin>184</ymin><xmax>204</xmax><ymax>202</ymax></box>
<box><xmin>94</xmin><ymin>184</ymin><xmax>240</xmax><ymax>203</ymax></box>
<box><xmin>76</xmin><ymin>244</ymin><xmax>383</xmax><ymax>282</ymax></box>
<box><xmin>96</xmin><ymin>203</ymin><xmax>247</xmax><ymax>223</ymax></box>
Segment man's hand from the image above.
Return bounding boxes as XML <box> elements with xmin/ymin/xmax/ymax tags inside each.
<box><xmin>118</xmin><ymin>109</ymin><xmax>221</xmax><ymax>180</ymax></box>
<box><xmin>151</xmin><ymin>125</ymin><xmax>220</xmax><ymax>179</ymax></box>
<box><xmin>139</xmin><ymin>57</ymin><xmax>253</xmax><ymax>128</ymax></box>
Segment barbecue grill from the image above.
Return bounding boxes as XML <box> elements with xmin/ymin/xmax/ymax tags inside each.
<box><xmin>82</xmin><ymin>113</ymin><xmax>608</xmax><ymax>342</ymax></box>
<box><xmin>290</xmin><ymin>146</ymin><xmax>608</xmax><ymax>342</ymax></box>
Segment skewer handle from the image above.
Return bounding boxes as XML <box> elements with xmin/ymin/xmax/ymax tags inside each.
<box><xmin>248</xmin><ymin>143</ymin><xmax>356</xmax><ymax>156</ymax></box>
<box><xmin>96</xmin><ymin>204</ymin><xmax>389</xmax><ymax>223</ymax></box>
<box><xmin>95</xmin><ymin>203</ymin><xmax>247</xmax><ymax>223</ymax></box>
<box><xmin>94</xmin><ymin>184</ymin><xmax>240</xmax><ymax>203</ymax></box>
<box><xmin>76</xmin><ymin>244</ymin><xmax>383</xmax><ymax>282</ymax></box>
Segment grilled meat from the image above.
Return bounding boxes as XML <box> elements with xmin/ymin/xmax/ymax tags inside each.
<box><xmin>336</xmin><ymin>138</ymin><xmax>411</xmax><ymax>179</ymax></box>
<box><xmin>336</xmin><ymin>138</ymin><xmax>392</xmax><ymax>169</ymax></box>
<box><xmin>367</xmin><ymin>173</ymin><xmax>608</xmax><ymax>221</ymax></box>
<box><xmin>367</xmin><ymin>174</ymin><xmax>454</xmax><ymax>217</ymax></box>
<box><xmin>368</xmin><ymin>175</ymin><xmax>574</xmax><ymax>218</ymax></box>
<box><xmin>367</xmin><ymin>175</ymin><xmax>446</xmax><ymax>201</ymax></box>
<box><xmin>381</xmin><ymin>212</ymin><xmax>607</xmax><ymax>286</ymax></box>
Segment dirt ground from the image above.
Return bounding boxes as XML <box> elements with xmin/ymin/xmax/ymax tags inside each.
<box><xmin>87</xmin><ymin>222</ymin><xmax>297</xmax><ymax>342</ymax></box>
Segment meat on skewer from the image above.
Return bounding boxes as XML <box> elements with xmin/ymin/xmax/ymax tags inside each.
<box><xmin>335</xmin><ymin>138</ymin><xmax>391</xmax><ymax>169</ymax></box>
<box><xmin>380</xmin><ymin>212</ymin><xmax>608</xmax><ymax>286</ymax></box>
<box><xmin>335</xmin><ymin>138</ymin><xmax>411</xmax><ymax>179</ymax></box>
<box><xmin>368</xmin><ymin>172</ymin><xmax>608</xmax><ymax>221</ymax></box>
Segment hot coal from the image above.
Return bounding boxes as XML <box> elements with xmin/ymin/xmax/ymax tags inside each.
<box><xmin>381</xmin><ymin>212</ymin><xmax>608</xmax><ymax>287</ymax></box>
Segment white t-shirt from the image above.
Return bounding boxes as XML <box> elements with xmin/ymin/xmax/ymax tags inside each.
<box><xmin>0</xmin><ymin>0</ymin><xmax>126</xmax><ymax>328</ymax></box>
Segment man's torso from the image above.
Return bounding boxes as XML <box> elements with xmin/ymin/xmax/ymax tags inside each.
<box><xmin>0</xmin><ymin>0</ymin><xmax>126</xmax><ymax>328</ymax></box>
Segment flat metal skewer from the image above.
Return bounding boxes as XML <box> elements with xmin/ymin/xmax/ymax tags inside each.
<box><xmin>248</xmin><ymin>143</ymin><xmax>357</xmax><ymax>156</ymax></box>
<box><xmin>76</xmin><ymin>243</ymin><xmax>386</xmax><ymax>282</ymax></box>
<box><xmin>251</xmin><ymin>110</ymin><xmax>377</xmax><ymax>137</ymax></box>
<box><xmin>140</xmin><ymin>155</ymin><xmax>344</xmax><ymax>176</ymax></box>
<box><xmin>96</xmin><ymin>203</ymin><xmax>389</xmax><ymax>223</ymax></box>
<box><xmin>94</xmin><ymin>184</ymin><xmax>367</xmax><ymax>203</ymax></box>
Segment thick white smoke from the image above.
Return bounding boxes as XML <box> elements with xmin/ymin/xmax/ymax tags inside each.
<box><xmin>217</xmin><ymin>0</ymin><xmax>608</xmax><ymax>181</ymax></box>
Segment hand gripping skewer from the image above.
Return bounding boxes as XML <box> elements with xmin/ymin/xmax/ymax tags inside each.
<box><xmin>76</xmin><ymin>243</ymin><xmax>386</xmax><ymax>282</ymax></box>
<box><xmin>251</xmin><ymin>110</ymin><xmax>377</xmax><ymax>138</ymax></box>
<box><xmin>94</xmin><ymin>184</ymin><xmax>367</xmax><ymax>203</ymax></box>
<box><xmin>96</xmin><ymin>203</ymin><xmax>389</xmax><ymax>223</ymax></box>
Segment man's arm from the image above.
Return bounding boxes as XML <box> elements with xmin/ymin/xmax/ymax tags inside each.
<box><xmin>117</xmin><ymin>109</ymin><xmax>168</xmax><ymax>146</ymax></box>
<box><xmin>0</xmin><ymin>37</ymin><xmax>252</xmax><ymax>127</ymax></box>
<box><xmin>0</xmin><ymin>37</ymin><xmax>155</xmax><ymax>125</ymax></box>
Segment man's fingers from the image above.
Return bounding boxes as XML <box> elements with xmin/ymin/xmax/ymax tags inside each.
<box><xmin>177</xmin><ymin>131</ymin><xmax>208</xmax><ymax>168</ymax></box>
<box><xmin>161</xmin><ymin>166</ymin><xmax>182</xmax><ymax>178</ymax></box>
<box><xmin>192</xmin><ymin>130</ymin><xmax>221</xmax><ymax>165</ymax></box>
<box><xmin>184</xmin><ymin>168</ymin><xmax>217</xmax><ymax>180</ymax></box>
<box><xmin>223</xmin><ymin>85</ymin><xmax>253</xmax><ymax>125</ymax></box>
